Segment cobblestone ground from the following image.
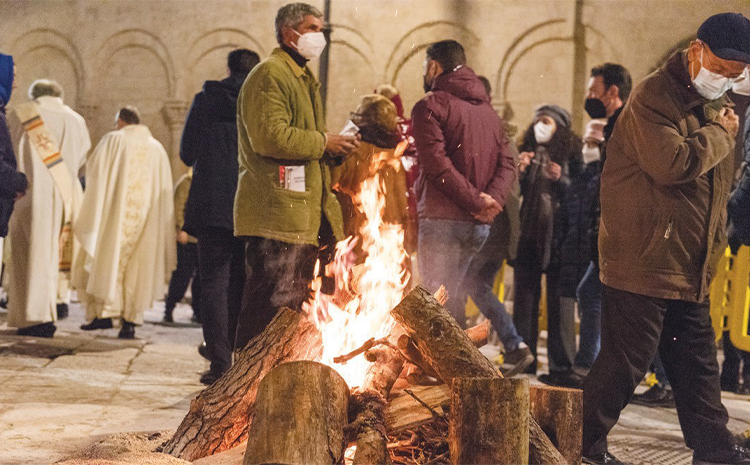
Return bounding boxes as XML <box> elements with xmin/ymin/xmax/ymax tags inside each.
<box><xmin>1</xmin><ymin>300</ymin><xmax>750</xmax><ymax>464</ymax></box>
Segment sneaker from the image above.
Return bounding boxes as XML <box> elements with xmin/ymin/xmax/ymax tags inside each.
<box><xmin>539</xmin><ymin>370</ymin><xmax>585</xmax><ymax>389</ymax></box>
<box><xmin>501</xmin><ymin>345</ymin><xmax>534</xmax><ymax>378</ymax></box>
<box><xmin>17</xmin><ymin>322</ymin><xmax>56</xmax><ymax>338</ymax></box>
<box><xmin>56</xmin><ymin>303</ymin><xmax>69</xmax><ymax>320</ymax></box>
<box><xmin>80</xmin><ymin>317</ymin><xmax>113</xmax><ymax>331</ymax></box>
<box><xmin>200</xmin><ymin>369</ymin><xmax>224</xmax><ymax>386</ymax></box>
<box><xmin>118</xmin><ymin>321</ymin><xmax>136</xmax><ymax>339</ymax></box>
<box><xmin>631</xmin><ymin>383</ymin><xmax>675</xmax><ymax>408</ymax></box>
<box><xmin>693</xmin><ymin>445</ymin><xmax>750</xmax><ymax>465</ymax></box>
<box><xmin>583</xmin><ymin>451</ymin><xmax>630</xmax><ymax>464</ymax></box>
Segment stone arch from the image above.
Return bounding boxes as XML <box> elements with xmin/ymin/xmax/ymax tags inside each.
<box><xmin>179</xmin><ymin>28</ymin><xmax>267</xmax><ymax>97</ymax></box>
<box><xmin>91</xmin><ymin>29</ymin><xmax>175</xmax><ymax>99</ymax></box>
<box><xmin>386</xmin><ymin>21</ymin><xmax>481</xmax><ymax>84</ymax></box>
<box><xmin>10</xmin><ymin>28</ymin><xmax>85</xmax><ymax>106</ymax></box>
<box><xmin>583</xmin><ymin>23</ymin><xmax>622</xmax><ymax>65</ymax></box>
<box><xmin>495</xmin><ymin>19</ymin><xmax>568</xmax><ymax>102</ymax></box>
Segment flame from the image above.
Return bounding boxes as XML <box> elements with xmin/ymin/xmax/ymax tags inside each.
<box><xmin>304</xmin><ymin>143</ymin><xmax>410</xmax><ymax>389</ymax></box>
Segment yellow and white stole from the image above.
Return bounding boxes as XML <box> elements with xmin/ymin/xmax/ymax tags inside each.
<box><xmin>14</xmin><ymin>102</ymin><xmax>76</xmax><ymax>271</ymax></box>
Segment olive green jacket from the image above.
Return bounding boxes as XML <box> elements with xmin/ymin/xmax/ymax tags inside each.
<box><xmin>234</xmin><ymin>48</ymin><xmax>343</xmax><ymax>245</ymax></box>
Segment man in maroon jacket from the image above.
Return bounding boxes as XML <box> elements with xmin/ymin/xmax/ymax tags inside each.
<box><xmin>411</xmin><ymin>40</ymin><xmax>516</xmax><ymax>327</ymax></box>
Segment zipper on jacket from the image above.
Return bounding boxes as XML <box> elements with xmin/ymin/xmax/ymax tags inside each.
<box><xmin>664</xmin><ymin>220</ymin><xmax>673</xmax><ymax>239</ymax></box>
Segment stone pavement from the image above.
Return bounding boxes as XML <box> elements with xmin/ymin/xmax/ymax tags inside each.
<box><xmin>1</xmin><ymin>300</ymin><xmax>750</xmax><ymax>464</ymax></box>
<box><xmin>0</xmin><ymin>300</ymin><xmax>207</xmax><ymax>465</ymax></box>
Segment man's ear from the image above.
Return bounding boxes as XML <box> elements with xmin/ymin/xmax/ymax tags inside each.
<box><xmin>606</xmin><ymin>84</ymin><xmax>620</xmax><ymax>101</ymax></box>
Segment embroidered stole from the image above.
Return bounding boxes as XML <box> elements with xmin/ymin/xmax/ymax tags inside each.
<box><xmin>14</xmin><ymin>102</ymin><xmax>76</xmax><ymax>271</ymax></box>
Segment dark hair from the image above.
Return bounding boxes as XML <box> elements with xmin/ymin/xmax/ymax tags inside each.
<box><xmin>228</xmin><ymin>49</ymin><xmax>261</xmax><ymax>77</ymax></box>
<box><xmin>477</xmin><ymin>75</ymin><xmax>492</xmax><ymax>97</ymax></box>
<box><xmin>426</xmin><ymin>40</ymin><xmax>466</xmax><ymax>72</ymax></box>
<box><xmin>590</xmin><ymin>63</ymin><xmax>632</xmax><ymax>101</ymax></box>
<box><xmin>117</xmin><ymin>106</ymin><xmax>140</xmax><ymax>125</ymax></box>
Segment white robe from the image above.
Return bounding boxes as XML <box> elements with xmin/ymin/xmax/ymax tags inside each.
<box><xmin>73</xmin><ymin>124</ymin><xmax>176</xmax><ymax>325</ymax></box>
<box><xmin>6</xmin><ymin>97</ymin><xmax>90</xmax><ymax>328</ymax></box>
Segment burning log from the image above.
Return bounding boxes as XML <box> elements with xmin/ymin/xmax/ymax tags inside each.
<box><xmin>391</xmin><ymin>285</ymin><xmax>567</xmax><ymax>465</ymax></box>
<box><xmin>243</xmin><ymin>361</ymin><xmax>349</xmax><ymax>465</ymax></box>
<box><xmin>349</xmin><ymin>332</ymin><xmax>406</xmax><ymax>465</ymax></box>
<box><xmin>163</xmin><ymin>308</ymin><xmax>323</xmax><ymax>461</ymax></box>
<box><xmin>449</xmin><ymin>378</ymin><xmax>529</xmax><ymax>465</ymax></box>
<box><xmin>530</xmin><ymin>385</ymin><xmax>583</xmax><ymax>465</ymax></box>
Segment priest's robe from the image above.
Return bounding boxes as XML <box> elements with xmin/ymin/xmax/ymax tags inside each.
<box><xmin>6</xmin><ymin>96</ymin><xmax>90</xmax><ymax>328</ymax></box>
<box><xmin>73</xmin><ymin>124</ymin><xmax>175</xmax><ymax>325</ymax></box>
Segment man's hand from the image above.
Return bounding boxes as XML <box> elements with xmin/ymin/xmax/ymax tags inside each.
<box><xmin>177</xmin><ymin>231</ymin><xmax>189</xmax><ymax>245</ymax></box>
<box><xmin>325</xmin><ymin>133</ymin><xmax>361</xmax><ymax>158</ymax></box>
<box><xmin>718</xmin><ymin>107</ymin><xmax>740</xmax><ymax>138</ymax></box>
<box><xmin>544</xmin><ymin>161</ymin><xmax>562</xmax><ymax>181</ymax></box>
<box><xmin>518</xmin><ymin>151</ymin><xmax>534</xmax><ymax>173</ymax></box>
<box><xmin>473</xmin><ymin>192</ymin><xmax>502</xmax><ymax>224</ymax></box>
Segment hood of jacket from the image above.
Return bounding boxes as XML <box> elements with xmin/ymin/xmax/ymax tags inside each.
<box><xmin>202</xmin><ymin>76</ymin><xmax>244</xmax><ymax>121</ymax></box>
<box><xmin>431</xmin><ymin>66</ymin><xmax>489</xmax><ymax>105</ymax></box>
<box><xmin>0</xmin><ymin>54</ymin><xmax>13</xmax><ymax>108</ymax></box>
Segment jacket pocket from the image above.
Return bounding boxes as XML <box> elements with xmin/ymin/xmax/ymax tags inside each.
<box><xmin>640</xmin><ymin>214</ymin><xmax>673</xmax><ymax>263</ymax></box>
<box><xmin>269</xmin><ymin>187</ymin><xmax>312</xmax><ymax>234</ymax></box>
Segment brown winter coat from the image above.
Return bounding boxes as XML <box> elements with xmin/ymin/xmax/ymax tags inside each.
<box><xmin>599</xmin><ymin>51</ymin><xmax>735</xmax><ymax>302</ymax></box>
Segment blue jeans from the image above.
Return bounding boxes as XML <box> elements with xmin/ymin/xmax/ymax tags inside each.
<box><xmin>418</xmin><ymin>218</ymin><xmax>490</xmax><ymax>327</ymax></box>
<box><xmin>461</xmin><ymin>244</ymin><xmax>524</xmax><ymax>352</ymax></box>
<box><xmin>575</xmin><ymin>261</ymin><xmax>602</xmax><ymax>369</ymax></box>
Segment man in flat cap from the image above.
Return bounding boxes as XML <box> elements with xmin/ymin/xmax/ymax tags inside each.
<box><xmin>582</xmin><ymin>13</ymin><xmax>750</xmax><ymax>465</ymax></box>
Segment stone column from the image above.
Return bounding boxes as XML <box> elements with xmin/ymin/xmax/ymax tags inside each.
<box><xmin>162</xmin><ymin>100</ymin><xmax>191</xmax><ymax>179</ymax></box>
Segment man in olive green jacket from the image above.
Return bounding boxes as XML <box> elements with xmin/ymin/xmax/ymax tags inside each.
<box><xmin>582</xmin><ymin>13</ymin><xmax>750</xmax><ymax>465</ymax></box>
<box><xmin>233</xmin><ymin>3</ymin><xmax>359</xmax><ymax>350</ymax></box>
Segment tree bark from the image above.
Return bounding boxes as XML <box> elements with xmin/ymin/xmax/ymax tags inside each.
<box><xmin>530</xmin><ymin>385</ymin><xmax>583</xmax><ymax>465</ymax></box>
<box><xmin>449</xmin><ymin>378</ymin><xmax>529</xmax><ymax>465</ymax></box>
<box><xmin>391</xmin><ymin>285</ymin><xmax>567</xmax><ymax>465</ymax></box>
<box><xmin>243</xmin><ymin>361</ymin><xmax>349</xmax><ymax>465</ymax></box>
<box><xmin>164</xmin><ymin>308</ymin><xmax>323</xmax><ymax>461</ymax></box>
<box><xmin>350</xmin><ymin>334</ymin><xmax>406</xmax><ymax>465</ymax></box>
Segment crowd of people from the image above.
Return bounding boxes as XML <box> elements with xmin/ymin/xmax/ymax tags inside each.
<box><xmin>1</xmin><ymin>4</ymin><xmax>750</xmax><ymax>464</ymax></box>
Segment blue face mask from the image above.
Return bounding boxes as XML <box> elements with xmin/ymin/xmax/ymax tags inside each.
<box><xmin>0</xmin><ymin>54</ymin><xmax>13</xmax><ymax>106</ymax></box>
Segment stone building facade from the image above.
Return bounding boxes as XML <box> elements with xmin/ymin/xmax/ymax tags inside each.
<box><xmin>1</xmin><ymin>0</ymin><xmax>747</xmax><ymax>179</ymax></box>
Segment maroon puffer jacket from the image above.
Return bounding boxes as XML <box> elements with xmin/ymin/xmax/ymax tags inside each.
<box><xmin>411</xmin><ymin>65</ymin><xmax>516</xmax><ymax>223</ymax></box>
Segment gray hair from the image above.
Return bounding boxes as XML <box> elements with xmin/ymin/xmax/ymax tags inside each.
<box><xmin>275</xmin><ymin>3</ymin><xmax>323</xmax><ymax>45</ymax></box>
<box><xmin>28</xmin><ymin>79</ymin><xmax>63</xmax><ymax>100</ymax></box>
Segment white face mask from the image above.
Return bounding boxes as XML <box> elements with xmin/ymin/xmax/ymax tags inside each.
<box><xmin>692</xmin><ymin>46</ymin><xmax>737</xmax><ymax>100</ymax></box>
<box><xmin>582</xmin><ymin>145</ymin><xmax>601</xmax><ymax>164</ymax></box>
<box><xmin>293</xmin><ymin>30</ymin><xmax>327</xmax><ymax>59</ymax></box>
<box><xmin>534</xmin><ymin>122</ymin><xmax>555</xmax><ymax>144</ymax></box>
<box><xmin>732</xmin><ymin>67</ymin><xmax>750</xmax><ymax>97</ymax></box>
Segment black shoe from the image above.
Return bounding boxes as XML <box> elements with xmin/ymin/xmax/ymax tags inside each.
<box><xmin>200</xmin><ymin>369</ymin><xmax>224</xmax><ymax>385</ymax></box>
<box><xmin>56</xmin><ymin>303</ymin><xmax>69</xmax><ymax>320</ymax></box>
<box><xmin>501</xmin><ymin>345</ymin><xmax>535</xmax><ymax>378</ymax></box>
<box><xmin>539</xmin><ymin>370</ymin><xmax>585</xmax><ymax>390</ymax></box>
<box><xmin>693</xmin><ymin>445</ymin><xmax>750</xmax><ymax>465</ymax></box>
<box><xmin>118</xmin><ymin>321</ymin><xmax>136</xmax><ymax>339</ymax></box>
<box><xmin>583</xmin><ymin>451</ymin><xmax>630</xmax><ymax>464</ymax></box>
<box><xmin>631</xmin><ymin>383</ymin><xmax>675</xmax><ymax>408</ymax></box>
<box><xmin>80</xmin><ymin>318</ymin><xmax>113</xmax><ymax>331</ymax></box>
<box><xmin>17</xmin><ymin>322</ymin><xmax>56</xmax><ymax>338</ymax></box>
<box><xmin>198</xmin><ymin>341</ymin><xmax>209</xmax><ymax>361</ymax></box>
<box><xmin>163</xmin><ymin>311</ymin><xmax>174</xmax><ymax>323</ymax></box>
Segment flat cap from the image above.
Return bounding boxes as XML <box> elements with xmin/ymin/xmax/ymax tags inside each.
<box><xmin>697</xmin><ymin>13</ymin><xmax>750</xmax><ymax>64</ymax></box>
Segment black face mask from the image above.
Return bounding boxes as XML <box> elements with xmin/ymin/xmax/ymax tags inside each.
<box><xmin>585</xmin><ymin>97</ymin><xmax>607</xmax><ymax>119</ymax></box>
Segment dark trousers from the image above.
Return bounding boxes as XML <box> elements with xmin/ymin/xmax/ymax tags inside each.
<box><xmin>165</xmin><ymin>242</ymin><xmax>201</xmax><ymax>317</ymax></box>
<box><xmin>234</xmin><ymin>236</ymin><xmax>319</xmax><ymax>351</ymax></box>
<box><xmin>583</xmin><ymin>284</ymin><xmax>733</xmax><ymax>456</ymax></box>
<box><xmin>513</xmin><ymin>263</ymin><xmax>572</xmax><ymax>373</ymax></box>
<box><xmin>721</xmin><ymin>331</ymin><xmax>750</xmax><ymax>391</ymax></box>
<box><xmin>196</xmin><ymin>228</ymin><xmax>246</xmax><ymax>374</ymax></box>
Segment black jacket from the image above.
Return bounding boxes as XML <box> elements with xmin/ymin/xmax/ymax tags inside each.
<box><xmin>182</xmin><ymin>76</ymin><xmax>244</xmax><ymax>235</ymax></box>
<box><xmin>0</xmin><ymin>105</ymin><xmax>27</xmax><ymax>237</ymax></box>
<box><xmin>728</xmin><ymin>105</ymin><xmax>750</xmax><ymax>247</ymax></box>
